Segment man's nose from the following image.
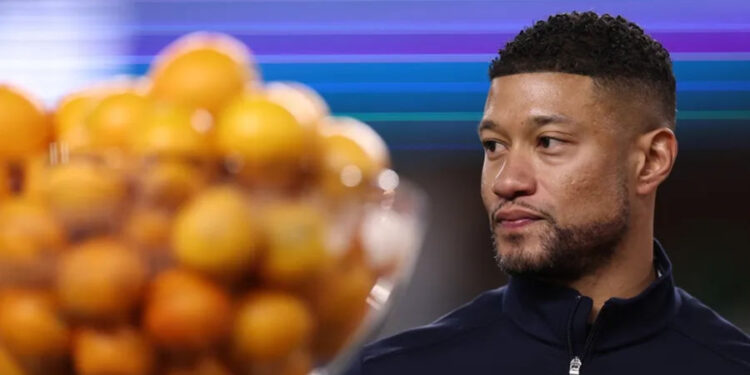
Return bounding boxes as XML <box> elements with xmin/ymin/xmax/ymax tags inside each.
<box><xmin>492</xmin><ymin>152</ymin><xmax>536</xmax><ymax>200</ymax></box>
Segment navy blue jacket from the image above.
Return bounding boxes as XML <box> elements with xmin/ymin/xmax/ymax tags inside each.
<box><xmin>344</xmin><ymin>241</ymin><xmax>750</xmax><ymax>374</ymax></box>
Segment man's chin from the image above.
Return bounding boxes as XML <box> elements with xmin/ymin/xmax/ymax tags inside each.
<box><xmin>493</xmin><ymin>240</ymin><xmax>595</xmax><ymax>283</ymax></box>
<box><xmin>492</xmin><ymin>234</ymin><xmax>584</xmax><ymax>282</ymax></box>
<box><xmin>493</xmin><ymin>237</ymin><xmax>548</xmax><ymax>271</ymax></box>
<box><xmin>495</xmin><ymin>250</ymin><xmax>568</xmax><ymax>281</ymax></box>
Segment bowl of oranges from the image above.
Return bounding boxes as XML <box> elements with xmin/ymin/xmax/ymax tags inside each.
<box><xmin>0</xmin><ymin>32</ymin><xmax>427</xmax><ymax>375</ymax></box>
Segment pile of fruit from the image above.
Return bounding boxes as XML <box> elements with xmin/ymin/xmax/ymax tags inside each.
<box><xmin>0</xmin><ymin>32</ymin><xmax>413</xmax><ymax>375</ymax></box>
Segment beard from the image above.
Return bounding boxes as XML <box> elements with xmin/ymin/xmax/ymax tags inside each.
<box><xmin>491</xmin><ymin>183</ymin><xmax>630</xmax><ymax>283</ymax></box>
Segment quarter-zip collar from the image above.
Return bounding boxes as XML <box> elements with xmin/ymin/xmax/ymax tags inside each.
<box><xmin>502</xmin><ymin>239</ymin><xmax>682</xmax><ymax>353</ymax></box>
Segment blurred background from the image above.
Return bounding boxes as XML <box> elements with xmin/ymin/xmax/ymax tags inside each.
<box><xmin>1</xmin><ymin>0</ymin><xmax>748</xmax><ymax>337</ymax></box>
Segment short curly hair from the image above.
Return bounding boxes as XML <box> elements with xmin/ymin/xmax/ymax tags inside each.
<box><xmin>490</xmin><ymin>12</ymin><xmax>676</xmax><ymax>129</ymax></box>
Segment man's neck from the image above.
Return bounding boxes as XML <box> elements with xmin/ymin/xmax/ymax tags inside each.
<box><xmin>566</xmin><ymin>234</ymin><xmax>657</xmax><ymax>322</ymax></box>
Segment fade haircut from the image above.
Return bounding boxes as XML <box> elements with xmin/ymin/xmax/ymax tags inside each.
<box><xmin>490</xmin><ymin>12</ymin><xmax>676</xmax><ymax>129</ymax></box>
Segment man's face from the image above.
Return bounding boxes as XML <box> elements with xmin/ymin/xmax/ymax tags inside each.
<box><xmin>479</xmin><ymin>72</ymin><xmax>632</xmax><ymax>282</ymax></box>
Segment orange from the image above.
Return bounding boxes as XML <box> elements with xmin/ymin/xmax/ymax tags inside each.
<box><xmin>54</xmin><ymin>90</ymin><xmax>100</xmax><ymax>136</ymax></box>
<box><xmin>0</xmin><ymin>198</ymin><xmax>66</xmax><ymax>276</ymax></box>
<box><xmin>278</xmin><ymin>350</ymin><xmax>313</xmax><ymax>375</ymax></box>
<box><xmin>264</xmin><ymin>81</ymin><xmax>329</xmax><ymax>128</ymax></box>
<box><xmin>163</xmin><ymin>356</ymin><xmax>233</xmax><ymax>375</ymax></box>
<box><xmin>0</xmin><ymin>345</ymin><xmax>26</xmax><ymax>375</ymax></box>
<box><xmin>318</xmin><ymin>117</ymin><xmax>389</xmax><ymax>196</ymax></box>
<box><xmin>56</xmin><ymin>238</ymin><xmax>147</xmax><ymax>320</ymax></box>
<box><xmin>149</xmin><ymin>32</ymin><xmax>257</xmax><ymax>113</ymax></box>
<box><xmin>171</xmin><ymin>186</ymin><xmax>260</xmax><ymax>277</ymax></box>
<box><xmin>122</xmin><ymin>206</ymin><xmax>172</xmax><ymax>251</ymax></box>
<box><xmin>20</xmin><ymin>156</ymin><xmax>47</xmax><ymax>200</ymax></box>
<box><xmin>0</xmin><ymin>289</ymin><xmax>70</xmax><ymax>359</ymax></box>
<box><xmin>73</xmin><ymin>327</ymin><xmax>154</xmax><ymax>375</ymax></box>
<box><xmin>248</xmin><ymin>349</ymin><xmax>312</xmax><ymax>375</ymax></box>
<box><xmin>79</xmin><ymin>147</ymin><xmax>140</xmax><ymax>179</ymax></box>
<box><xmin>130</xmin><ymin>103</ymin><xmax>213</xmax><ymax>159</ymax></box>
<box><xmin>313</xmin><ymin>258</ymin><xmax>374</xmax><ymax>326</ymax></box>
<box><xmin>260</xmin><ymin>201</ymin><xmax>331</xmax><ymax>286</ymax></box>
<box><xmin>53</xmin><ymin>87</ymin><xmax>103</xmax><ymax>152</ymax></box>
<box><xmin>55</xmin><ymin>79</ymin><xmax>148</xmax><ymax>153</ymax></box>
<box><xmin>143</xmin><ymin>269</ymin><xmax>232</xmax><ymax>351</ymax></box>
<box><xmin>0</xmin><ymin>84</ymin><xmax>50</xmax><ymax>160</ymax></box>
<box><xmin>87</xmin><ymin>89</ymin><xmax>150</xmax><ymax>150</ymax></box>
<box><xmin>57</xmin><ymin>122</ymin><xmax>93</xmax><ymax>153</ymax></box>
<box><xmin>0</xmin><ymin>164</ymin><xmax>9</xmax><ymax>200</ymax></box>
<box><xmin>215</xmin><ymin>94</ymin><xmax>312</xmax><ymax>186</ymax></box>
<box><xmin>233</xmin><ymin>291</ymin><xmax>313</xmax><ymax>362</ymax></box>
<box><xmin>311</xmin><ymin>259</ymin><xmax>375</xmax><ymax>360</ymax></box>
<box><xmin>43</xmin><ymin>159</ymin><xmax>126</xmax><ymax>230</ymax></box>
<box><xmin>136</xmin><ymin>158</ymin><xmax>209</xmax><ymax>208</ymax></box>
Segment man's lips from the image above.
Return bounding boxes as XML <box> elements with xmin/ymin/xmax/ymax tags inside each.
<box><xmin>497</xmin><ymin>218</ymin><xmax>539</xmax><ymax>229</ymax></box>
<box><xmin>493</xmin><ymin>208</ymin><xmax>544</xmax><ymax>229</ymax></box>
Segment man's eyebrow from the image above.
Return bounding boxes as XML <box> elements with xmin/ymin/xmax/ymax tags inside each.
<box><xmin>478</xmin><ymin>119</ymin><xmax>498</xmax><ymax>134</ymax></box>
<box><xmin>477</xmin><ymin>114</ymin><xmax>574</xmax><ymax>134</ymax></box>
<box><xmin>530</xmin><ymin>113</ymin><xmax>574</xmax><ymax>127</ymax></box>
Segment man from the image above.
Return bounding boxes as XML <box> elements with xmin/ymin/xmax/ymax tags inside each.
<box><xmin>344</xmin><ymin>11</ymin><xmax>750</xmax><ymax>375</ymax></box>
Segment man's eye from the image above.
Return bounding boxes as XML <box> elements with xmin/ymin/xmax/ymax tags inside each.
<box><xmin>482</xmin><ymin>140</ymin><xmax>507</xmax><ymax>158</ymax></box>
<box><xmin>482</xmin><ymin>140</ymin><xmax>505</xmax><ymax>153</ymax></box>
<box><xmin>482</xmin><ymin>141</ymin><xmax>497</xmax><ymax>152</ymax></box>
<box><xmin>538</xmin><ymin>136</ymin><xmax>563</xmax><ymax>149</ymax></box>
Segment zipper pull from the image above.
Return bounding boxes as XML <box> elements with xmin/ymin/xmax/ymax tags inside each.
<box><xmin>569</xmin><ymin>356</ymin><xmax>582</xmax><ymax>375</ymax></box>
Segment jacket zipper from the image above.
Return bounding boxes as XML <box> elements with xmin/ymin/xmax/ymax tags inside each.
<box><xmin>567</xmin><ymin>296</ymin><xmax>606</xmax><ymax>375</ymax></box>
<box><xmin>568</xmin><ymin>356</ymin><xmax>582</xmax><ymax>375</ymax></box>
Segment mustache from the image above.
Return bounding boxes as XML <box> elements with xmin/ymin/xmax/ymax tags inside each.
<box><xmin>491</xmin><ymin>200</ymin><xmax>555</xmax><ymax>225</ymax></box>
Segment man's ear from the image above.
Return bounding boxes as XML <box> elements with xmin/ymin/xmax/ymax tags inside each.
<box><xmin>635</xmin><ymin>127</ymin><xmax>678</xmax><ymax>195</ymax></box>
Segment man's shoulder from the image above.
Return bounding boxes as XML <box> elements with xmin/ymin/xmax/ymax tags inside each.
<box><xmin>359</xmin><ymin>286</ymin><xmax>508</xmax><ymax>364</ymax></box>
<box><xmin>670</xmin><ymin>287</ymin><xmax>750</xmax><ymax>369</ymax></box>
